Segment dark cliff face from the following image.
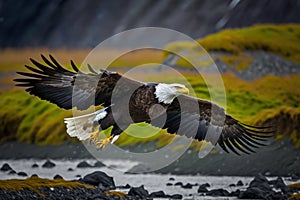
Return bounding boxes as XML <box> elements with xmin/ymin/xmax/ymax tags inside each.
<box><xmin>0</xmin><ymin>0</ymin><xmax>300</xmax><ymax>48</ymax></box>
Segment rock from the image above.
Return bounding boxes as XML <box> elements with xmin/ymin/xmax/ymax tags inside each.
<box><xmin>42</xmin><ymin>160</ymin><xmax>55</xmax><ymax>168</ymax></box>
<box><xmin>236</xmin><ymin>180</ymin><xmax>244</xmax><ymax>186</ymax></box>
<box><xmin>230</xmin><ymin>189</ymin><xmax>241</xmax><ymax>197</ymax></box>
<box><xmin>31</xmin><ymin>174</ymin><xmax>39</xmax><ymax>178</ymax></box>
<box><xmin>128</xmin><ymin>185</ymin><xmax>149</xmax><ymax>198</ymax></box>
<box><xmin>117</xmin><ymin>184</ymin><xmax>131</xmax><ymax>189</ymax></box>
<box><xmin>170</xmin><ymin>194</ymin><xmax>183</xmax><ymax>199</ymax></box>
<box><xmin>169</xmin><ymin>177</ymin><xmax>175</xmax><ymax>181</ymax></box>
<box><xmin>149</xmin><ymin>190</ymin><xmax>167</xmax><ymax>198</ymax></box>
<box><xmin>77</xmin><ymin>161</ymin><xmax>93</xmax><ymax>168</ymax></box>
<box><xmin>239</xmin><ymin>187</ymin><xmax>273</xmax><ymax>199</ymax></box>
<box><xmin>197</xmin><ymin>183</ymin><xmax>210</xmax><ymax>193</ymax></box>
<box><xmin>53</xmin><ymin>174</ymin><xmax>63</xmax><ymax>179</ymax></box>
<box><xmin>31</xmin><ymin>163</ymin><xmax>39</xmax><ymax>168</ymax></box>
<box><xmin>269</xmin><ymin>177</ymin><xmax>290</xmax><ymax>194</ymax></box>
<box><xmin>229</xmin><ymin>183</ymin><xmax>236</xmax><ymax>187</ymax></box>
<box><xmin>17</xmin><ymin>171</ymin><xmax>28</xmax><ymax>177</ymax></box>
<box><xmin>88</xmin><ymin>193</ymin><xmax>110</xmax><ymax>200</ymax></box>
<box><xmin>67</xmin><ymin>168</ymin><xmax>74</xmax><ymax>171</ymax></box>
<box><xmin>174</xmin><ymin>182</ymin><xmax>183</xmax><ymax>186</ymax></box>
<box><xmin>290</xmin><ymin>174</ymin><xmax>300</xmax><ymax>181</ymax></box>
<box><xmin>166</xmin><ymin>183</ymin><xmax>173</xmax><ymax>186</ymax></box>
<box><xmin>0</xmin><ymin>163</ymin><xmax>13</xmax><ymax>171</ymax></box>
<box><xmin>8</xmin><ymin>170</ymin><xmax>16</xmax><ymax>174</ymax></box>
<box><xmin>206</xmin><ymin>189</ymin><xmax>230</xmax><ymax>196</ymax></box>
<box><xmin>249</xmin><ymin>173</ymin><xmax>271</xmax><ymax>191</ymax></box>
<box><xmin>83</xmin><ymin>171</ymin><xmax>115</xmax><ymax>189</ymax></box>
<box><xmin>76</xmin><ymin>175</ymin><xmax>81</xmax><ymax>178</ymax></box>
<box><xmin>264</xmin><ymin>171</ymin><xmax>271</xmax><ymax>176</ymax></box>
<box><xmin>126</xmin><ymin>163</ymin><xmax>151</xmax><ymax>174</ymax></box>
<box><xmin>93</xmin><ymin>161</ymin><xmax>105</xmax><ymax>168</ymax></box>
<box><xmin>238</xmin><ymin>174</ymin><xmax>285</xmax><ymax>200</ymax></box>
<box><xmin>181</xmin><ymin>183</ymin><xmax>193</xmax><ymax>189</ymax></box>
<box><xmin>202</xmin><ymin>183</ymin><xmax>210</xmax><ymax>187</ymax></box>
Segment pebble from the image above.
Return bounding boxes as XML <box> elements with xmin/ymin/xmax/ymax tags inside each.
<box><xmin>236</xmin><ymin>180</ymin><xmax>243</xmax><ymax>186</ymax></box>
<box><xmin>128</xmin><ymin>185</ymin><xmax>149</xmax><ymax>198</ymax></box>
<box><xmin>77</xmin><ymin>161</ymin><xmax>93</xmax><ymax>168</ymax></box>
<box><xmin>17</xmin><ymin>172</ymin><xmax>28</xmax><ymax>177</ymax></box>
<box><xmin>181</xmin><ymin>183</ymin><xmax>193</xmax><ymax>189</ymax></box>
<box><xmin>8</xmin><ymin>170</ymin><xmax>16</xmax><ymax>175</ymax></box>
<box><xmin>206</xmin><ymin>189</ymin><xmax>229</xmax><ymax>197</ymax></box>
<box><xmin>42</xmin><ymin>160</ymin><xmax>55</xmax><ymax>168</ymax></box>
<box><xmin>174</xmin><ymin>182</ymin><xmax>183</xmax><ymax>186</ymax></box>
<box><xmin>53</xmin><ymin>174</ymin><xmax>63</xmax><ymax>180</ymax></box>
<box><xmin>31</xmin><ymin>163</ymin><xmax>39</xmax><ymax>168</ymax></box>
<box><xmin>170</xmin><ymin>194</ymin><xmax>183</xmax><ymax>199</ymax></box>
<box><xmin>93</xmin><ymin>161</ymin><xmax>105</xmax><ymax>168</ymax></box>
<box><xmin>117</xmin><ymin>184</ymin><xmax>131</xmax><ymax>189</ymax></box>
<box><xmin>31</xmin><ymin>174</ymin><xmax>39</xmax><ymax>178</ymax></box>
<box><xmin>149</xmin><ymin>190</ymin><xmax>166</xmax><ymax>198</ymax></box>
<box><xmin>197</xmin><ymin>183</ymin><xmax>210</xmax><ymax>193</ymax></box>
<box><xmin>0</xmin><ymin>163</ymin><xmax>12</xmax><ymax>171</ymax></box>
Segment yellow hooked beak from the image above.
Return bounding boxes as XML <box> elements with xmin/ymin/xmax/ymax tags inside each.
<box><xmin>176</xmin><ymin>87</ymin><xmax>189</xmax><ymax>94</ymax></box>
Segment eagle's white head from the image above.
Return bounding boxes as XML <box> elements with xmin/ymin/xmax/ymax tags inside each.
<box><xmin>154</xmin><ymin>83</ymin><xmax>189</xmax><ymax>104</ymax></box>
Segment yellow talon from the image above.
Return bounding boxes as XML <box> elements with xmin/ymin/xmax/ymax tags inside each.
<box><xmin>88</xmin><ymin>130</ymin><xmax>99</xmax><ymax>143</ymax></box>
<box><xmin>96</xmin><ymin>136</ymin><xmax>113</xmax><ymax>149</ymax></box>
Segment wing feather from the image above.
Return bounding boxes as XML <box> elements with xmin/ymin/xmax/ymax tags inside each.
<box><xmin>14</xmin><ymin>54</ymin><xmax>141</xmax><ymax>110</ymax></box>
<box><xmin>153</xmin><ymin>94</ymin><xmax>273</xmax><ymax>155</ymax></box>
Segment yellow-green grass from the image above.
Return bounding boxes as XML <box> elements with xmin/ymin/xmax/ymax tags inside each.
<box><xmin>288</xmin><ymin>182</ymin><xmax>300</xmax><ymax>199</ymax></box>
<box><xmin>0</xmin><ymin>176</ymin><xmax>95</xmax><ymax>197</ymax></box>
<box><xmin>0</xmin><ymin>90</ymin><xmax>74</xmax><ymax>145</ymax></box>
<box><xmin>164</xmin><ymin>24</ymin><xmax>300</xmax><ymax>68</ymax></box>
<box><xmin>1</xmin><ymin>72</ymin><xmax>300</xmax><ymax>148</ymax></box>
<box><xmin>0</xmin><ymin>48</ymin><xmax>163</xmax><ymax>72</ymax></box>
<box><xmin>253</xmin><ymin>107</ymin><xmax>300</xmax><ymax>147</ymax></box>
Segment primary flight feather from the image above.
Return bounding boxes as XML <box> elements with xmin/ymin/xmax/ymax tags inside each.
<box><xmin>15</xmin><ymin>55</ymin><xmax>273</xmax><ymax>154</ymax></box>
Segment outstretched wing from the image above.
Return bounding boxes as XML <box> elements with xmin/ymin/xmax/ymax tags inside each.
<box><xmin>14</xmin><ymin>55</ymin><xmax>141</xmax><ymax>110</ymax></box>
<box><xmin>152</xmin><ymin>95</ymin><xmax>273</xmax><ymax>155</ymax></box>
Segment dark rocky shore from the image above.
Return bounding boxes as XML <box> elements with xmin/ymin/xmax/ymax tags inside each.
<box><xmin>0</xmin><ymin>167</ymin><xmax>299</xmax><ymax>200</ymax></box>
<box><xmin>1</xmin><ymin>137</ymin><xmax>299</xmax><ymax>177</ymax></box>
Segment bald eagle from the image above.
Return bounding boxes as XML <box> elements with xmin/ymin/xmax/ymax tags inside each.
<box><xmin>15</xmin><ymin>55</ymin><xmax>272</xmax><ymax>155</ymax></box>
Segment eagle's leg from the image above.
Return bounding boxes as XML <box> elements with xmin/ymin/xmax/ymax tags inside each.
<box><xmin>95</xmin><ymin>125</ymin><xmax>123</xmax><ymax>149</ymax></box>
<box><xmin>96</xmin><ymin>136</ymin><xmax>113</xmax><ymax>149</ymax></box>
<box><xmin>88</xmin><ymin>129</ymin><xmax>100</xmax><ymax>143</ymax></box>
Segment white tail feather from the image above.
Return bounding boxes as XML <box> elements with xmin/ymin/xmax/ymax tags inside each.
<box><xmin>64</xmin><ymin>108</ymin><xmax>107</xmax><ymax>141</ymax></box>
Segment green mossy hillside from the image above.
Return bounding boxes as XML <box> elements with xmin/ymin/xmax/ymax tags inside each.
<box><xmin>164</xmin><ymin>24</ymin><xmax>300</xmax><ymax>68</ymax></box>
<box><xmin>0</xmin><ymin>90</ymin><xmax>74</xmax><ymax>145</ymax></box>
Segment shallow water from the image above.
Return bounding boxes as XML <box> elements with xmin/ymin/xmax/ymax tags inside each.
<box><xmin>0</xmin><ymin>159</ymin><xmax>295</xmax><ymax>199</ymax></box>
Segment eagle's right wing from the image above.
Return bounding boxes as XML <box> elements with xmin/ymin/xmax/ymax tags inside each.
<box><xmin>14</xmin><ymin>55</ymin><xmax>139</xmax><ymax>110</ymax></box>
<box><xmin>151</xmin><ymin>95</ymin><xmax>273</xmax><ymax>155</ymax></box>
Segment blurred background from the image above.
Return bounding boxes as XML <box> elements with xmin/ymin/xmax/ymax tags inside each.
<box><xmin>0</xmin><ymin>0</ymin><xmax>300</xmax><ymax>185</ymax></box>
<box><xmin>1</xmin><ymin>0</ymin><xmax>300</xmax><ymax>48</ymax></box>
